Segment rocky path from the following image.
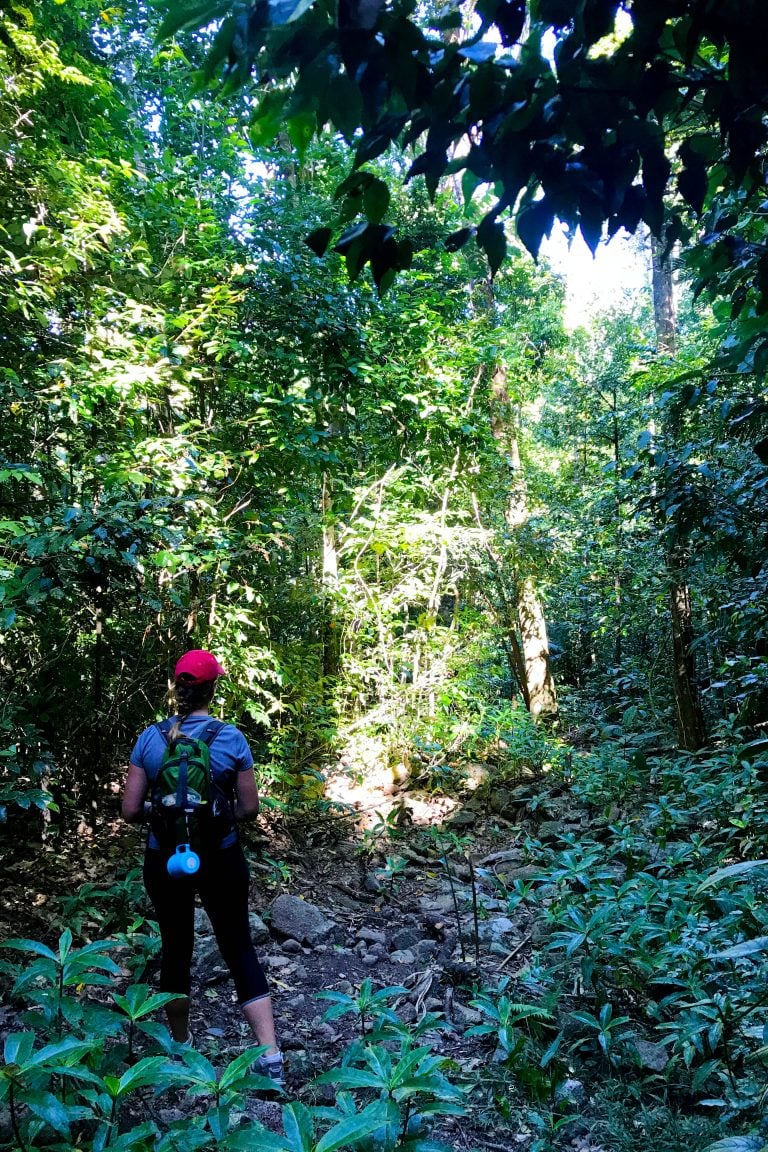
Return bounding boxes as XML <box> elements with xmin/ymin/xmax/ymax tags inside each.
<box><xmin>0</xmin><ymin>770</ymin><xmax>606</xmax><ymax>1150</ymax></box>
<box><xmin>176</xmin><ymin>801</ymin><xmax>548</xmax><ymax>1148</ymax></box>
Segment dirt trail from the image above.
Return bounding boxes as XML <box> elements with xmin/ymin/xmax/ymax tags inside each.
<box><xmin>0</xmin><ymin>768</ymin><xmax>601</xmax><ymax>1150</ymax></box>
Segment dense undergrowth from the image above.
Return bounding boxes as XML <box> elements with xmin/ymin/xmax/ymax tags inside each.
<box><xmin>2</xmin><ymin>708</ymin><xmax>768</xmax><ymax>1152</ymax></box>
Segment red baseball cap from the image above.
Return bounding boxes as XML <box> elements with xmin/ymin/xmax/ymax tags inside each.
<box><xmin>174</xmin><ymin>650</ymin><xmax>226</xmax><ymax>682</ymax></box>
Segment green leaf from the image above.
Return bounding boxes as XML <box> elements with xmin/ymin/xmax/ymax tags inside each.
<box><xmin>315</xmin><ymin>1068</ymin><xmax>386</xmax><ymax>1090</ymax></box>
<box><xmin>113</xmin><ymin>986</ymin><xmax>182</xmax><ymax>1020</ymax></box>
<box><xmin>678</xmin><ymin>162</ymin><xmax>708</xmax><ymax>215</ymax></box>
<box><xmin>3</xmin><ymin>938</ymin><xmax>58</xmax><ymax>961</ymax></box>
<box><xmin>116</xmin><ymin>1057</ymin><xmax>176</xmax><ymax>1097</ymax></box>
<box><xmin>4</xmin><ymin>1033</ymin><xmax>34</xmax><ymax>1066</ymax></box>
<box><xmin>157</xmin><ymin>1</ymin><xmax>231</xmax><ymax>40</ymax></box>
<box><xmin>315</xmin><ymin>1100</ymin><xmax>390</xmax><ymax>1152</ymax></box>
<box><xmin>250</xmin><ymin>89</ymin><xmax>288</xmax><ymax>147</ymax></box>
<box><xmin>702</xmin><ymin>1140</ymin><xmax>765</xmax><ymax>1152</ymax></box>
<box><xmin>710</xmin><ymin>937</ymin><xmax>768</xmax><ymax>962</ymax></box>
<box><xmin>282</xmin><ymin>1101</ymin><xmax>315</xmax><ymax>1152</ymax></box>
<box><xmin>287</xmin><ymin>111</ymin><xmax>316</xmax><ymax>160</ymax></box>
<box><xmin>305</xmin><ymin>227</ymin><xmax>333</xmax><ymax>257</ymax></box>
<box><xmin>695</xmin><ymin>860</ymin><xmax>768</xmax><ymax>894</ymax></box>
<box><xmin>517</xmin><ymin>198</ymin><xmax>554</xmax><ymax>261</ymax></box>
<box><xmin>26</xmin><ymin>1092</ymin><xmax>84</xmax><ymax>1136</ymax></box>
<box><xmin>268</xmin><ymin>0</ymin><xmax>316</xmax><ymax>24</ymax></box>
<box><xmin>444</xmin><ymin>227</ymin><xmax>474</xmax><ymax>252</ymax></box>
<box><xmin>363</xmin><ymin>178</ymin><xmax>390</xmax><ymax>225</ymax></box>
<box><xmin>477</xmin><ymin>214</ymin><xmax>506</xmax><ymax>276</ymax></box>
<box><xmin>218</xmin><ymin>1046</ymin><xmax>269</xmax><ymax>1090</ymax></box>
<box><xmin>223</xmin><ymin>1126</ymin><xmax>291</xmax><ymax>1151</ymax></box>
<box><xmin>27</xmin><ymin>1038</ymin><xmax>94</xmax><ymax>1070</ymax></box>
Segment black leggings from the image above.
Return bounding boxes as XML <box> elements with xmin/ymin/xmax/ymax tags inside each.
<box><xmin>143</xmin><ymin>843</ymin><xmax>270</xmax><ymax>1005</ymax></box>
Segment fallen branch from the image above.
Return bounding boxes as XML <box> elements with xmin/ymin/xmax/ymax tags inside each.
<box><xmin>498</xmin><ymin>933</ymin><xmax>532</xmax><ymax>970</ymax></box>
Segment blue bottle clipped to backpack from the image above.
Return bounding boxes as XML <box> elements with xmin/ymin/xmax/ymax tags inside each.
<box><xmin>167</xmin><ymin>844</ymin><xmax>200</xmax><ymax>877</ymax></box>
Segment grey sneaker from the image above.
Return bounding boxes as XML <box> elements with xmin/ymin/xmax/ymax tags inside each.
<box><xmin>252</xmin><ymin>1050</ymin><xmax>284</xmax><ymax>1088</ymax></box>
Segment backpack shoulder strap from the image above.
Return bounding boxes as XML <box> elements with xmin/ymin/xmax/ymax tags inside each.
<box><xmin>155</xmin><ymin>719</ymin><xmax>175</xmax><ymax>746</ymax></box>
<box><xmin>201</xmin><ymin>719</ymin><xmax>225</xmax><ymax>749</ymax></box>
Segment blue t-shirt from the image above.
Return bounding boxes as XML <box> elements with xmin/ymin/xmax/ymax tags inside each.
<box><xmin>131</xmin><ymin>714</ymin><xmax>255</xmax><ymax>851</ymax></box>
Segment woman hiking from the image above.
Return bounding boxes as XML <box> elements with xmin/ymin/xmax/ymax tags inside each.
<box><xmin>121</xmin><ymin>649</ymin><xmax>283</xmax><ymax>1085</ymax></box>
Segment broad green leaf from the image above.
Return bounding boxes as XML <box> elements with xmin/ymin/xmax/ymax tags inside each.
<box><xmin>696</xmin><ymin>860</ymin><xmax>768</xmax><ymax>894</ymax></box>
<box><xmin>710</xmin><ymin>937</ymin><xmax>768</xmax><ymax>961</ymax></box>
<box><xmin>3</xmin><ymin>938</ymin><xmax>58</xmax><ymax>961</ymax></box>
<box><xmin>157</xmin><ymin>1</ymin><xmax>230</xmax><ymax>39</ymax></box>
<box><xmin>315</xmin><ymin>1068</ymin><xmax>386</xmax><ymax>1090</ymax></box>
<box><xmin>364</xmin><ymin>178</ymin><xmax>390</xmax><ymax>225</ymax></box>
<box><xmin>116</xmin><ymin>1057</ymin><xmax>175</xmax><ymax>1097</ymax></box>
<box><xmin>305</xmin><ymin>227</ymin><xmax>333</xmax><ymax>257</ymax></box>
<box><xmin>27</xmin><ymin>1038</ymin><xmax>93</xmax><ymax>1070</ymax></box>
<box><xmin>58</xmin><ymin>928</ymin><xmax>73</xmax><ymax>962</ymax></box>
<box><xmin>223</xmin><ymin>1125</ymin><xmax>291</xmax><ymax>1151</ymax></box>
<box><xmin>702</xmin><ymin>1140</ymin><xmax>765</xmax><ymax>1152</ymax></box>
<box><xmin>26</xmin><ymin>1092</ymin><xmax>89</xmax><ymax>1135</ymax></box>
<box><xmin>517</xmin><ymin>198</ymin><xmax>554</xmax><ymax>261</ymax></box>
<box><xmin>4</xmin><ymin>1032</ymin><xmax>35</xmax><ymax>1066</ymax></box>
<box><xmin>268</xmin><ymin>0</ymin><xmax>316</xmax><ymax>24</ymax></box>
<box><xmin>315</xmin><ymin>1100</ymin><xmax>390</xmax><ymax>1152</ymax></box>
<box><xmin>218</xmin><ymin>1045</ymin><xmax>269</xmax><ymax>1089</ymax></box>
<box><xmin>477</xmin><ymin>214</ymin><xmax>506</xmax><ymax>277</ymax></box>
<box><xmin>282</xmin><ymin>1101</ymin><xmax>315</xmax><ymax>1152</ymax></box>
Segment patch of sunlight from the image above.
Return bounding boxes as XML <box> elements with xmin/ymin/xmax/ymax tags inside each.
<box><xmin>325</xmin><ymin>725</ymin><xmax>459</xmax><ymax>828</ymax></box>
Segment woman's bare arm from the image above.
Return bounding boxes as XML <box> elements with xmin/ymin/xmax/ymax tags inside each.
<box><xmin>235</xmin><ymin>768</ymin><xmax>260</xmax><ymax>820</ymax></box>
<box><xmin>122</xmin><ymin>763</ymin><xmax>149</xmax><ymax>823</ymax></box>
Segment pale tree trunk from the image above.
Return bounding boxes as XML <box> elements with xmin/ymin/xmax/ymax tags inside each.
<box><xmin>490</xmin><ymin>364</ymin><xmax>558</xmax><ymax>720</ymax></box>
<box><xmin>415</xmin><ymin>369</ymin><xmax>481</xmax><ymax>713</ymax></box>
<box><xmin>650</xmin><ymin>236</ymin><xmax>707</xmax><ymax>750</ymax></box>
<box><xmin>321</xmin><ymin>472</ymin><xmax>340</xmax><ymax>683</ymax></box>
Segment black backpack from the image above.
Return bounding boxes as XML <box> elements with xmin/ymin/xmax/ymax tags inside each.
<box><xmin>148</xmin><ymin>719</ymin><xmax>233</xmax><ymax>856</ymax></box>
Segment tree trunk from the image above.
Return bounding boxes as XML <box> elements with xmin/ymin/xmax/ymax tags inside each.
<box><xmin>490</xmin><ymin>363</ymin><xmax>558</xmax><ymax>720</ymax></box>
<box><xmin>650</xmin><ymin>236</ymin><xmax>707</xmax><ymax>750</ymax></box>
<box><xmin>321</xmin><ymin>472</ymin><xmax>340</xmax><ymax>682</ymax></box>
<box><xmin>669</xmin><ymin>572</ymin><xmax>707</xmax><ymax>750</ymax></box>
<box><xmin>650</xmin><ymin>234</ymin><xmax>676</xmax><ymax>356</ymax></box>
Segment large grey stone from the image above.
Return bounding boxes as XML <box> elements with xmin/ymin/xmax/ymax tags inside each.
<box><xmin>633</xmin><ymin>1038</ymin><xmax>668</xmax><ymax>1072</ymax></box>
<box><xmin>195</xmin><ymin>909</ymin><xmax>269</xmax><ymax>945</ymax></box>
<box><xmin>489</xmin><ymin>788</ymin><xmax>513</xmax><ymax>814</ymax></box>
<box><xmin>555</xmin><ymin>1078</ymin><xmax>586</xmax><ymax>1106</ymax></box>
<box><xmin>477</xmin><ymin>916</ymin><xmax>515</xmax><ymax>941</ymax></box>
<box><xmin>269</xmin><ymin>894</ymin><xmax>336</xmax><ymax>946</ymax></box>
<box><xmin>453</xmin><ymin>1003</ymin><xmax>482</xmax><ymax>1026</ymax></box>
<box><xmin>249</xmin><ymin>913</ymin><xmax>270</xmax><ymax>944</ymax></box>
<box><xmin>356</xmin><ymin>927</ymin><xmax>387</xmax><ymax>946</ymax></box>
<box><xmin>195</xmin><ymin>936</ymin><xmax>223</xmax><ymax>969</ymax></box>
<box><xmin>391</xmin><ymin>926</ymin><xmax>421</xmax><ymax>950</ymax></box>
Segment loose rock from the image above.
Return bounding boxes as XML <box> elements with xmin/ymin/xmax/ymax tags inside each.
<box><xmin>477</xmin><ymin>916</ymin><xmax>515</xmax><ymax>941</ymax></box>
<box><xmin>356</xmin><ymin>927</ymin><xmax>387</xmax><ymax>946</ymax></box>
<box><xmin>269</xmin><ymin>894</ymin><xmax>336</xmax><ymax>946</ymax></box>
<box><xmin>391</xmin><ymin>926</ymin><xmax>421</xmax><ymax>950</ymax></box>
<box><xmin>249</xmin><ymin>913</ymin><xmax>270</xmax><ymax>944</ymax></box>
<box><xmin>633</xmin><ymin>1038</ymin><xmax>669</xmax><ymax>1072</ymax></box>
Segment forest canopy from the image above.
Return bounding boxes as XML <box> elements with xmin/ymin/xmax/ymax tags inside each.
<box><xmin>158</xmin><ymin>0</ymin><xmax>768</xmax><ymax>301</ymax></box>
